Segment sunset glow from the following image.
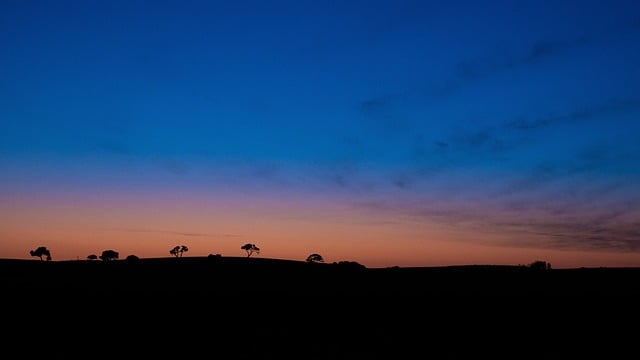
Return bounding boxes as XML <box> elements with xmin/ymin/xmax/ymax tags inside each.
<box><xmin>2</xmin><ymin>0</ymin><xmax>640</xmax><ymax>268</ymax></box>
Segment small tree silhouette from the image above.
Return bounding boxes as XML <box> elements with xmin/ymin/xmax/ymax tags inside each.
<box><xmin>306</xmin><ymin>253</ymin><xmax>324</xmax><ymax>263</ymax></box>
<box><xmin>30</xmin><ymin>246</ymin><xmax>52</xmax><ymax>261</ymax></box>
<box><xmin>99</xmin><ymin>249</ymin><xmax>119</xmax><ymax>261</ymax></box>
<box><xmin>529</xmin><ymin>260</ymin><xmax>551</xmax><ymax>270</ymax></box>
<box><xmin>170</xmin><ymin>245</ymin><xmax>189</xmax><ymax>258</ymax></box>
<box><xmin>87</xmin><ymin>254</ymin><xmax>98</xmax><ymax>260</ymax></box>
<box><xmin>126</xmin><ymin>254</ymin><xmax>140</xmax><ymax>261</ymax></box>
<box><xmin>241</xmin><ymin>243</ymin><xmax>260</xmax><ymax>257</ymax></box>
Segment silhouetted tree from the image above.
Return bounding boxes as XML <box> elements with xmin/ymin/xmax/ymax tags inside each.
<box><xmin>241</xmin><ymin>243</ymin><xmax>260</xmax><ymax>257</ymax></box>
<box><xmin>87</xmin><ymin>254</ymin><xmax>98</xmax><ymax>260</ymax></box>
<box><xmin>99</xmin><ymin>250</ymin><xmax>119</xmax><ymax>261</ymax></box>
<box><xmin>306</xmin><ymin>253</ymin><xmax>324</xmax><ymax>263</ymax></box>
<box><xmin>30</xmin><ymin>246</ymin><xmax>52</xmax><ymax>261</ymax></box>
<box><xmin>170</xmin><ymin>245</ymin><xmax>189</xmax><ymax>258</ymax></box>
<box><xmin>529</xmin><ymin>260</ymin><xmax>551</xmax><ymax>270</ymax></box>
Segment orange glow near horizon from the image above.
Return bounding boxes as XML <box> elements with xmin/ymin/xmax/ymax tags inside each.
<box><xmin>2</xmin><ymin>188</ymin><xmax>640</xmax><ymax>269</ymax></box>
<box><xmin>2</xmin><ymin>0</ymin><xmax>640</xmax><ymax>277</ymax></box>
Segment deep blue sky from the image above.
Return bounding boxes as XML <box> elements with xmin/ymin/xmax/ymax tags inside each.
<box><xmin>2</xmin><ymin>0</ymin><xmax>640</xmax><ymax>266</ymax></box>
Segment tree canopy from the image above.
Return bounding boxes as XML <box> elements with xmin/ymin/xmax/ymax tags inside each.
<box><xmin>30</xmin><ymin>246</ymin><xmax>51</xmax><ymax>261</ymax></box>
<box><xmin>241</xmin><ymin>243</ymin><xmax>260</xmax><ymax>257</ymax></box>
<box><xmin>99</xmin><ymin>250</ymin><xmax>119</xmax><ymax>261</ymax></box>
<box><xmin>170</xmin><ymin>245</ymin><xmax>189</xmax><ymax>258</ymax></box>
<box><xmin>306</xmin><ymin>253</ymin><xmax>324</xmax><ymax>263</ymax></box>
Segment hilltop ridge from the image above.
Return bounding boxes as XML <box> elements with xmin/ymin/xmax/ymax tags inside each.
<box><xmin>3</xmin><ymin>256</ymin><xmax>638</xmax><ymax>359</ymax></box>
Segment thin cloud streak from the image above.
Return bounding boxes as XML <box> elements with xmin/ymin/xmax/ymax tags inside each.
<box><xmin>504</xmin><ymin>98</ymin><xmax>640</xmax><ymax>131</ymax></box>
<box><xmin>359</xmin><ymin>16</ymin><xmax>640</xmax><ymax>117</ymax></box>
<box><xmin>351</xmin><ymin>173</ymin><xmax>640</xmax><ymax>252</ymax></box>
<box><xmin>110</xmin><ymin>228</ymin><xmax>241</xmax><ymax>238</ymax></box>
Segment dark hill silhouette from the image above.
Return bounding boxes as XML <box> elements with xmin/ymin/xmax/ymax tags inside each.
<box><xmin>2</xmin><ymin>256</ymin><xmax>639</xmax><ymax>359</ymax></box>
<box><xmin>4</xmin><ymin>256</ymin><xmax>638</xmax><ymax>296</ymax></box>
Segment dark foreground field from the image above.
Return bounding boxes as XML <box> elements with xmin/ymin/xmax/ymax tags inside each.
<box><xmin>3</xmin><ymin>257</ymin><xmax>639</xmax><ymax>359</ymax></box>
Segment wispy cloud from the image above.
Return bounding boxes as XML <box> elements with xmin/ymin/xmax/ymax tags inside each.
<box><xmin>504</xmin><ymin>98</ymin><xmax>640</xmax><ymax>131</ymax></box>
<box><xmin>111</xmin><ymin>228</ymin><xmax>241</xmax><ymax>238</ymax></box>
<box><xmin>455</xmin><ymin>37</ymin><xmax>588</xmax><ymax>82</ymax></box>
<box><xmin>452</xmin><ymin>15</ymin><xmax>640</xmax><ymax>86</ymax></box>
<box><xmin>493</xmin><ymin>213</ymin><xmax>640</xmax><ymax>252</ymax></box>
<box><xmin>352</xmin><ymin>173</ymin><xmax>640</xmax><ymax>252</ymax></box>
<box><xmin>359</xmin><ymin>17</ymin><xmax>640</xmax><ymax>111</ymax></box>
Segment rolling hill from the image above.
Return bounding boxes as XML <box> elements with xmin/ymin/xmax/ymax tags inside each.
<box><xmin>3</xmin><ymin>256</ymin><xmax>638</xmax><ymax>358</ymax></box>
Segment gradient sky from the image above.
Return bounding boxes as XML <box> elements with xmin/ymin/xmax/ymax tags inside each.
<box><xmin>2</xmin><ymin>0</ymin><xmax>640</xmax><ymax>268</ymax></box>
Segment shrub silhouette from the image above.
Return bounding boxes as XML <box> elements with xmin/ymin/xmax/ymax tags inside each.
<box><xmin>170</xmin><ymin>245</ymin><xmax>189</xmax><ymax>258</ymax></box>
<box><xmin>99</xmin><ymin>250</ymin><xmax>119</xmax><ymax>261</ymax></box>
<box><xmin>87</xmin><ymin>254</ymin><xmax>98</xmax><ymax>260</ymax></box>
<box><xmin>306</xmin><ymin>253</ymin><xmax>324</xmax><ymax>263</ymax></box>
<box><xmin>529</xmin><ymin>260</ymin><xmax>551</xmax><ymax>270</ymax></box>
<box><xmin>30</xmin><ymin>246</ymin><xmax>52</xmax><ymax>261</ymax></box>
<box><xmin>241</xmin><ymin>243</ymin><xmax>260</xmax><ymax>257</ymax></box>
<box><xmin>126</xmin><ymin>254</ymin><xmax>140</xmax><ymax>261</ymax></box>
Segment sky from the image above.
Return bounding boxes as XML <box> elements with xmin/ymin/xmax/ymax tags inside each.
<box><xmin>1</xmin><ymin>0</ymin><xmax>640</xmax><ymax>268</ymax></box>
